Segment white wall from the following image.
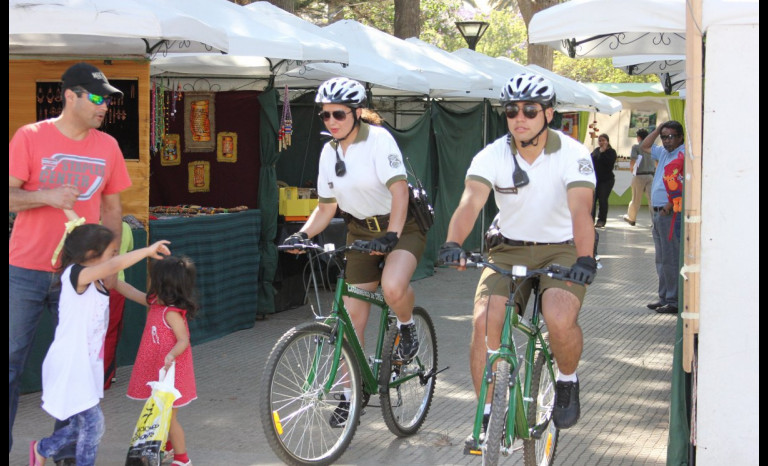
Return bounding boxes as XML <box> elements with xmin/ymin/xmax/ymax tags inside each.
<box><xmin>696</xmin><ymin>23</ymin><xmax>759</xmax><ymax>465</ymax></box>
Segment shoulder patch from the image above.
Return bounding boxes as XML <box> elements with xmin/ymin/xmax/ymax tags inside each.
<box><xmin>578</xmin><ymin>158</ymin><xmax>594</xmax><ymax>175</ymax></box>
<box><xmin>388</xmin><ymin>154</ymin><xmax>402</xmax><ymax>168</ymax></box>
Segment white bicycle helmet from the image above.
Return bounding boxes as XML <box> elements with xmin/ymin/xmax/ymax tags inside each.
<box><xmin>500</xmin><ymin>73</ymin><xmax>556</xmax><ymax>108</ymax></box>
<box><xmin>315</xmin><ymin>78</ymin><xmax>367</xmax><ymax>108</ymax></box>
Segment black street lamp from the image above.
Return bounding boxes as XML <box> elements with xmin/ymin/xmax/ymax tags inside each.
<box><xmin>455</xmin><ymin>21</ymin><xmax>490</xmax><ymax>50</ymax></box>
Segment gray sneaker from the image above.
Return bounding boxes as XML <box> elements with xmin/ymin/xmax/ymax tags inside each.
<box><xmin>395</xmin><ymin>323</ymin><xmax>419</xmax><ymax>360</ymax></box>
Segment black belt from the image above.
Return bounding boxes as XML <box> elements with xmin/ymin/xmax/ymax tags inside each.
<box><xmin>652</xmin><ymin>206</ymin><xmax>665</xmax><ymax>212</ymax></box>
<box><xmin>636</xmin><ymin>172</ymin><xmax>654</xmax><ymax>175</ymax></box>
<box><xmin>502</xmin><ymin>237</ymin><xmax>574</xmax><ymax>247</ymax></box>
<box><xmin>340</xmin><ymin>211</ymin><xmax>390</xmax><ymax>232</ymax></box>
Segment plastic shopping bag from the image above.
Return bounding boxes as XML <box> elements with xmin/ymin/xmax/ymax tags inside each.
<box><xmin>125</xmin><ymin>363</ymin><xmax>181</xmax><ymax>466</ymax></box>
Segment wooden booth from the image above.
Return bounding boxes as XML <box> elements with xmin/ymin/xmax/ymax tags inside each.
<box><xmin>9</xmin><ymin>59</ymin><xmax>151</xmax><ymax>225</ymax></box>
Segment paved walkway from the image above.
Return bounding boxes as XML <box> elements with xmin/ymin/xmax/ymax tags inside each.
<box><xmin>10</xmin><ymin>209</ymin><xmax>678</xmax><ymax>465</ymax></box>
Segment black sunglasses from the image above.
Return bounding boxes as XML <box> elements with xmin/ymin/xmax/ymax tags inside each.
<box><xmin>318</xmin><ymin>110</ymin><xmax>352</xmax><ymax>122</ymax></box>
<box><xmin>660</xmin><ymin>134</ymin><xmax>680</xmax><ymax>140</ymax></box>
<box><xmin>504</xmin><ymin>103</ymin><xmax>542</xmax><ymax>120</ymax></box>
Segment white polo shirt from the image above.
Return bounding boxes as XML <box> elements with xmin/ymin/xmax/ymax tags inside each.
<box><xmin>317</xmin><ymin>122</ymin><xmax>407</xmax><ymax>219</ymax></box>
<box><xmin>466</xmin><ymin>129</ymin><xmax>595</xmax><ymax>243</ymax></box>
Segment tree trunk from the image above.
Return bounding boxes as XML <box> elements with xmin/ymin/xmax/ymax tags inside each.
<box><xmin>527</xmin><ymin>43</ymin><xmax>554</xmax><ymax>69</ymax></box>
<box><xmin>518</xmin><ymin>0</ymin><xmax>560</xmax><ymax>69</ymax></box>
<box><xmin>327</xmin><ymin>0</ymin><xmax>346</xmax><ymax>23</ymax></box>
<box><xmin>394</xmin><ymin>0</ymin><xmax>420</xmax><ymax>39</ymax></box>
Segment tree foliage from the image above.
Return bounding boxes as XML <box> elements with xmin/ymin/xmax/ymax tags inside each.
<box><xmin>554</xmin><ymin>54</ymin><xmax>657</xmax><ymax>84</ymax></box>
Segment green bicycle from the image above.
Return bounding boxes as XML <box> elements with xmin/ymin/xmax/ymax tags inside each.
<box><xmin>456</xmin><ymin>253</ymin><xmax>583</xmax><ymax>466</ymax></box>
<box><xmin>260</xmin><ymin>241</ymin><xmax>439</xmax><ymax>465</ymax></box>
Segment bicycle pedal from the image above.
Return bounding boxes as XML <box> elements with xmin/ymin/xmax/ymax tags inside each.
<box><xmin>463</xmin><ymin>446</ymin><xmax>482</xmax><ymax>456</ymax></box>
<box><xmin>529</xmin><ymin>418</ymin><xmax>551</xmax><ymax>439</ymax></box>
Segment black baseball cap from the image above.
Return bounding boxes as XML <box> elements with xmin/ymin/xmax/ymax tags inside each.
<box><xmin>61</xmin><ymin>62</ymin><xmax>123</xmax><ymax>97</ymax></box>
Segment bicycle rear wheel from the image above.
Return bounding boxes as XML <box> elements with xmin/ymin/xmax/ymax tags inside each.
<box><xmin>260</xmin><ymin>322</ymin><xmax>362</xmax><ymax>465</ymax></box>
<box><xmin>379</xmin><ymin>306</ymin><xmax>438</xmax><ymax>436</ymax></box>
<box><xmin>483</xmin><ymin>359</ymin><xmax>510</xmax><ymax>466</ymax></box>
<box><xmin>523</xmin><ymin>347</ymin><xmax>559</xmax><ymax>466</ymax></box>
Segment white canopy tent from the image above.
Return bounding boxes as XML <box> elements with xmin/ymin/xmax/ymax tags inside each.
<box><xmin>449</xmin><ymin>49</ymin><xmax>580</xmax><ymax>109</ymax></box>
<box><xmin>278</xmin><ymin>20</ymin><xmax>495</xmax><ymax>97</ymax></box>
<box><xmin>441</xmin><ymin>48</ymin><xmax>622</xmax><ymax>115</ymax></box>
<box><xmin>528</xmin><ymin>0</ymin><xmax>686</xmax><ymax>58</ymax></box>
<box><xmin>612</xmin><ymin>55</ymin><xmax>686</xmax><ymax>76</ymax></box>
<box><xmin>612</xmin><ymin>55</ymin><xmax>687</xmax><ymax>95</ymax></box>
<box><xmin>523</xmin><ymin>63</ymin><xmax>622</xmax><ymax>114</ymax></box>
<box><xmin>529</xmin><ymin>0</ymin><xmax>756</xmax><ymax>59</ymax></box>
<box><xmin>9</xmin><ymin>0</ymin><xmax>229</xmax><ymax>57</ymax></box>
<box><xmin>149</xmin><ymin>0</ymin><xmax>348</xmax><ymax>78</ymax></box>
<box><xmin>399</xmin><ymin>38</ymin><xmax>494</xmax><ymax>98</ymax></box>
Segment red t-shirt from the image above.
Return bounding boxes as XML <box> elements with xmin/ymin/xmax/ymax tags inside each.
<box><xmin>9</xmin><ymin>120</ymin><xmax>132</xmax><ymax>272</ymax></box>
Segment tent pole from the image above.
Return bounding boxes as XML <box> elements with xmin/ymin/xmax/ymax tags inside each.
<box><xmin>480</xmin><ymin>99</ymin><xmax>488</xmax><ymax>254</ymax></box>
<box><xmin>682</xmin><ymin>0</ymin><xmax>703</xmax><ymax>374</ymax></box>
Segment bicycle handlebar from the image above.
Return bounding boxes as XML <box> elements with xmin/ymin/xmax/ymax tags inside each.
<box><xmin>444</xmin><ymin>252</ymin><xmax>582</xmax><ymax>285</ymax></box>
<box><xmin>277</xmin><ymin>240</ymin><xmax>374</xmax><ymax>255</ymax></box>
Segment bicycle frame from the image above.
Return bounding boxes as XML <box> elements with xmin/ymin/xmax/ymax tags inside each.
<box><xmin>319</xmin><ymin>277</ymin><xmax>393</xmax><ymax>397</ymax></box>
<box><xmin>471</xmin><ymin>277</ymin><xmax>558</xmax><ymax>448</ymax></box>
<box><xmin>307</xmin><ymin>259</ymin><xmax>427</xmax><ymax>399</ymax></box>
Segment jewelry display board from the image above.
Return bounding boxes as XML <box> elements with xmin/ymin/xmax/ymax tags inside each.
<box><xmin>161</xmin><ymin>134</ymin><xmax>181</xmax><ymax>166</ymax></box>
<box><xmin>183</xmin><ymin>92</ymin><xmax>215</xmax><ymax>152</ymax></box>
<box><xmin>188</xmin><ymin>160</ymin><xmax>211</xmax><ymax>193</ymax></box>
<box><xmin>216</xmin><ymin>132</ymin><xmax>237</xmax><ymax>163</ymax></box>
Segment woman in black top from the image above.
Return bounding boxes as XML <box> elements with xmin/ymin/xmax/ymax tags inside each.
<box><xmin>591</xmin><ymin>133</ymin><xmax>617</xmax><ymax>228</ymax></box>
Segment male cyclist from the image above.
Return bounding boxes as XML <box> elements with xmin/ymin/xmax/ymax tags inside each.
<box><xmin>438</xmin><ymin>73</ymin><xmax>597</xmax><ymax>450</ymax></box>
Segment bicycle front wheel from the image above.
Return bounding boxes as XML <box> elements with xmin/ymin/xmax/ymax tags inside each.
<box><xmin>379</xmin><ymin>306</ymin><xmax>438</xmax><ymax>436</ymax></box>
<box><xmin>483</xmin><ymin>359</ymin><xmax>510</xmax><ymax>466</ymax></box>
<box><xmin>260</xmin><ymin>322</ymin><xmax>362</xmax><ymax>465</ymax></box>
<box><xmin>523</xmin><ymin>347</ymin><xmax>559</xmax><ymax>466</ymax></box>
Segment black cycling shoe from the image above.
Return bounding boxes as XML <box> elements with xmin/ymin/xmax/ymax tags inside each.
<box><xmin>329</xmin><ymin>400</ymin><xmax>350</xmax><ymax>428</ymax></box>
<box><xmin>553</xmin><ymin>380</ymin><xmax>580</xmax><ymax>429</ymax></box>
<box><xmin>395</xmin><ymin>323</ymin><xmax>419</xmax><ymax>360</ymax></box>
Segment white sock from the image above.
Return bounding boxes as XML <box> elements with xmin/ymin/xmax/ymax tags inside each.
<box><xmin>484</xmin><ymin>403</ymin><xmax>491</xmax><ymax>415</ymax></box>
<box><xmin>397</xmin><ymin>318</ymin><xmax>414</xmax><ymax>328</ymax></box>
<box><xmin>344</xmin><ymin>387</ymin><xmax>352</xmax><ymax>400</ymax></box>
<box><xmin>557</xmin><ymin>371</ymin><xmax>578</xmax><ymax>382</ymax></box>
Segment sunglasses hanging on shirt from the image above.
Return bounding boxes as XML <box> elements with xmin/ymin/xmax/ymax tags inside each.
<box><xmin>333</xmin><ymin>144</ymin><xmax>346</xmax><ymax>177</ymax></box>
<box><xmin>319</xmin><ymin>131</ymin><xmax>347</xmax><ymax>177</ymax></box>
<box><xmin>507</xmin><ymin>133</ymin><xmax>530</xmax><ymax>188</ymax></box>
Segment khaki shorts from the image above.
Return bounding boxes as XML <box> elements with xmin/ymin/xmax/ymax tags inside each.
<box><xmin>344</xmin><ymin>217</ymin><xmax>426</xmax><ymax>284</ymax></box>
<box><xmin>474</xmin><ymin>242</ymin><xmax>586</xmax><ymax>313</ymax></box>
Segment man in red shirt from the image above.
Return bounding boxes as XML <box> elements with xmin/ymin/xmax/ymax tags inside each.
<box><xmin>9</xmin><ymin>62</ymin><xmax>132</xmax><ymax>462</ymax></box>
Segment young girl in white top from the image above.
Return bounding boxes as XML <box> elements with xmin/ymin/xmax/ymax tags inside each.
<box><xmin>30</xmin><ymin>223</ymin><xmax>170</xmax><ymax>466</ymax></box>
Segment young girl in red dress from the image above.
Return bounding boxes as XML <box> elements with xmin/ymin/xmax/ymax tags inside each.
<box><xmin>124</xmin><ymin>256</ymin><xmax>198</xmax><ymax>466</ymax></box>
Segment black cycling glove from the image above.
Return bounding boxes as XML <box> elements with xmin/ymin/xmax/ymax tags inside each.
<box><xmin>568</xmin><ymin>256</ymin><xmax>598</xmax><ymax>285</ymax></box>
<box><xmin>283</xmin><ymin>231</ymin><xmax>309</xmax><ymax>247</ymax></box>
<box><xmin>369</xmin><ymin>232</ymin><xmax>399</xmax><ymax>253</ymax></box>
<box><xmin>438</xmin><ymin>242</ymin><xmax>466</xmax><ymax>265</ymax></box>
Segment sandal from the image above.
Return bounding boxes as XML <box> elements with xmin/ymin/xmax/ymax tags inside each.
<box><xmin>29</xmin><ymin>441</ymin><xmax>44</xmax><ymax>466</ymax></box>
<box><xmin>161</xmin><ymin>448</ymin><xmax>175</xmax><ymax>464</ymax></box>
